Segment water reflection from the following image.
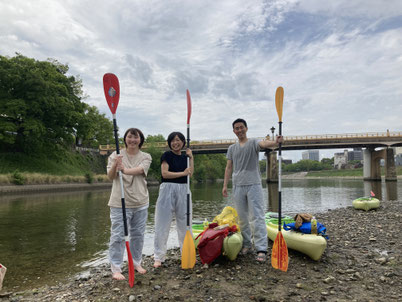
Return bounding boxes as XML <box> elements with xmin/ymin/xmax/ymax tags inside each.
<box><xmin>0</xmin><ymin>191</ymin><xmax>111</xmax><ymax>291</ymax></box>
<box><xmin>362</xmin><ymin>181</ymin><xmax>398</xmax><ymax>201</ymax></box>
<box><xmin>386</xmin><ymin>182</ymin><xmax>398</xmax><ymax>200</ymax></box>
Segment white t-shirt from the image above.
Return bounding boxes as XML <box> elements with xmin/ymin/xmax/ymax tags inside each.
<box><xmin>227</xmin><ymin>138</ymin><xmax>261</xmax><ymax>186</ymax></box>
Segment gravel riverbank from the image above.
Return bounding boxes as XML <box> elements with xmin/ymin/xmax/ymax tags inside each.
<box><xmin>1</xmin><ymin>199</ymin><xmax>401</xmax><ymax>301</ymax></box>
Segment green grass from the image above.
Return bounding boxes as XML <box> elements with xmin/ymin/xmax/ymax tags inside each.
<box><xmin>306</xmin><ymin>168</ymin><xmax>363</xmax><ymax>177</ymax></box>
<box><xmin>306</xmin><ymin>166</ymin><xmax>402</xmax><ymax>177</ymax></box>
<box><xmin>0</xmin><ymin>151</ymin><xmax>106</xmax><ymax>176</ymax></box>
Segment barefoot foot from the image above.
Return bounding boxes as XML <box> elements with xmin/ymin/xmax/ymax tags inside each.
<box><xmin>135</xmin><ymin>265</ymin><xmax>147</xmax><ymax>274</ymax></box>
<box><xmin>153</xmin><ymin>260</ymin><xmax>162</xmax><ymax>268</ymax></box>
<box><xmin>112</xmin><ymin>272</ymin><xmax>125</xmax><ymax>280</ymax></box>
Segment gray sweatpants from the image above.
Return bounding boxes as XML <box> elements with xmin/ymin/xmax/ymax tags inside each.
<box><xmin>109</xmin><ymin>206</ymin><xmax>148</xmax><ymax>273</ymax></box>
<box><xmin>233</xmin><ymin>184</ymin><xmax>267</xmax><ymax>252</ymax></box>
<box><xmin>153</xmin><ymin>182</ymin><xmax>192</xmax><ymax>262</ymax></box>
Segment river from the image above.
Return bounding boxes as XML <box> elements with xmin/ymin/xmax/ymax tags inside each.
<box><xmin>0</xmin><ymin>179</ymin><xmax>400</xmax><ymax>292</ymax></box>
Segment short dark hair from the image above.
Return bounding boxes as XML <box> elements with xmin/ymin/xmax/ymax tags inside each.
<box><xmin>123</xmin><ymin>128</ymin><xmax>145</xmax><ymax>148</ymax></box>
<box><xmin>232</xmin><ymin>118</ymin><xmax>247</xmax><ymax>129</ymax></box>
<box><xmin>167</xmin><ymin>132</ymin><xmax>186</xmax><ymax>149</ymax></box>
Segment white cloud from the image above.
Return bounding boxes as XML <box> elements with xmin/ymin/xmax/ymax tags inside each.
<box><xmin>1</xmin><ymin>0</ymin><xmax>401</xmax><ymax>161</ymax></box>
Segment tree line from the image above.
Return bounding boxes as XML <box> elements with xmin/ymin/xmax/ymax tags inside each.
<box><xmin>0</xmin><ymin>54</ymin><xmax>114</xmax><ymax>154</ymax></box>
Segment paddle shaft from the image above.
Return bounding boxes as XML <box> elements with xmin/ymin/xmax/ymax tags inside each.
<box><xmin>278</xmin><ymin>121</ymin><xmax>282</xmax><ymax>232</ymax></box>
<box><xmin>186</xmin><ymin>125</ymin><xmax>190</xmax><ymax>227</ymax></box>
<box><xmin>112</xmin><ymin>115</ymin><xmax>129</xmax><ymax>238</ymax></box>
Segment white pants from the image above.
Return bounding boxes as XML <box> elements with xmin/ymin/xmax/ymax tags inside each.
<box><xmin>109</xmin><ymin>206</ymin><xmax>148</xmax><ymax>273</ymax></box>
<box><xmin>153</xmin><ymin>182</ymin><xmax>192</xmax><ymax>262</ymax></box>
<box><xmin>233</xmin><ymin>184</ymin><xmax>267</xmax><ymax>253</ymax></box>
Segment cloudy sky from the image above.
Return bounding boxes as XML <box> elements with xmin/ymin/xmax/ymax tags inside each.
<box><xmin>1</xmin><ymin>0</ymin><xmax>402</xmax><ymax>161</ymax></box>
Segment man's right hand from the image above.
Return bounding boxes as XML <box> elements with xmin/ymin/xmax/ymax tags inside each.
<box><xmin>222</xmin><ymin>187</ymin><xmax>228</xmax><ymax>197</ymax></box>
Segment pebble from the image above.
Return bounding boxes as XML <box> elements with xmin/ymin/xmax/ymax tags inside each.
<box><xmin>375</xmin><ymin>257</ymin><xmax>387</xmax><ymax>264</ymax></box>
<box><xmin>324</xmin><ymin>276</ymin><xmax>335</xmax><ymax>283</ymax></box>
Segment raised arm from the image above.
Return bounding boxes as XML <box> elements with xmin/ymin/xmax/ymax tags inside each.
<box><xmin>258</xmin><ymin>135</ymin><xmax>283</xmax><ymax>149</ymax></box>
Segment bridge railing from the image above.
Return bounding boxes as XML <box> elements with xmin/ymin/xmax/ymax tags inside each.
<box><xmin>99</xmin><ymin>131</ymin><xmax>402</xmax><ymax>152</ymax></box>
<box><xmin>284</xmin><ymin>131</ymin><xmax>402</xmax><ymax>141</ymax></box>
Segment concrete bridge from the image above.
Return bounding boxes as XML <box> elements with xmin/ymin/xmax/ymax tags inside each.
<box><xmin>99</xmin><ymin>131</ymin><xmax>402</xmax><ymax>182</ymax></box>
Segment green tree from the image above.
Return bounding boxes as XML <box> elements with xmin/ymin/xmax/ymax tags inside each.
<box><xmin>0</xmin><ymin>54</ymin><xmax>114</xmax><ymax>153</ymax></box>
<box><xmin>194</xmin><ymin>153</ymin><xmax>226</xmax><ymax>182</ymax></box>
<box><xmin>0</xmin><ymin>55</ymin><xmax>80</xmax><ymax>152</ymax></box>
<box><xmin>144</xmin><ymin>134</ymin><xmax>165</xmax><ymax>181</ymax></box>
<box><xmin>146</xmin><ymin>134</ymin><xmax>165</xmax><ymax>143</ymax></box>
<box><xmin>76</xmin><ymin>104</ymin><xmax>114</xmax><ymax>148</ymax></box>
<box><xmin>321</xmin><ymin>157</ymin><xmax>334</xmax><ymax>166</ymax></box>
<box><xmin>259</xmin><ymin>159</ymin><xmax>267</xmax><ymax>174</ymax></box>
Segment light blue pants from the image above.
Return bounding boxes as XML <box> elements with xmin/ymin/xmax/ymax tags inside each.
<box><xmin>109</xmin><ymin>206</ymin><xmax>148</xmax><ymax>273</ymax></box>
<box><xmin>233</xmin><ymin>184</ymin><xmax>267</xmax><ymax>253</ymax></box>
<box><xmin>153</xmin><ymin>182</ymin><xmax>192</xmax><ymax>262</ymax></box>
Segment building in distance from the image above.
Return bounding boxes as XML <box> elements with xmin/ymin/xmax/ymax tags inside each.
<box><xmin>302</xmin><ymin>150</ymin><xmax>319</xmax><ymax>161</ymax></box>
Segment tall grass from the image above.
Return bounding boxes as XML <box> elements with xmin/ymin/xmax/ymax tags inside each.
<box><xmin>0</xmin><ymin>151</ymin><xmax>106</xmax><ymax>175</ymax></box>
<box><xmin>0</xmin><ymin>173</ymin><xmax>109</xmax><ymax>185</ymax></box>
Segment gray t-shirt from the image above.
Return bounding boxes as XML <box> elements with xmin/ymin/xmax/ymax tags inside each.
<box><xmin>226</xmin><ymin>138</ymin><xmax>261</xmax><ymax>186</ymax></box>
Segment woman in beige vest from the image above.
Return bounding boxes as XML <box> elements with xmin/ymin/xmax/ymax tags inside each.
<box><xmin>107</xmin><ymin>128</ymin><xmax>152</xmax><ymax>280</ymax></box>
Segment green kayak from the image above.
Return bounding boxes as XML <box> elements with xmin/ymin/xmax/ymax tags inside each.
<box><xmin>352</xmin><ymin>197</ymin><xmax>380</xmax><ymax>211</ymax></box>
<box><xmin>265</xmin><ymin>212</ymin><xmax>327</xmax><ymax>261</ymax></box>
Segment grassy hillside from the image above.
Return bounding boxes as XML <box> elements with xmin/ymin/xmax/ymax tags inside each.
<box><xmin>0</xmin><ymin>151</ymin><xmax>109</xmax><ymax>185</ymax></box>
<box><xmin>0</xmin><ymin>151</ymin><xmax>106</xmax><ymax>175</ymax></box>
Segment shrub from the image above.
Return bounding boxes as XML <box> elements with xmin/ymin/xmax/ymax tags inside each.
<box><xmin>12</xmin><ymin>170</ymin><xmax>25</xmax><ymax>185</ymax></box>
<box><xmin>85</xmin><ymin>172</ymin><xmax>94</xmax><ymax>184</ymax></box>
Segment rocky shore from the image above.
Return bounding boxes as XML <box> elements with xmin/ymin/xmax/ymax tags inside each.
<box><xmin>1</xmin><ymin>200</ymin><xmax>401</xmax><ymax>302</ymax></box>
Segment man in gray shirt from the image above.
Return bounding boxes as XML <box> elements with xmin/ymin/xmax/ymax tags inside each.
<box><xmin>222</xmin><ymin>118</ymin><xmax>282</xmax><ymax>262</ymax></box>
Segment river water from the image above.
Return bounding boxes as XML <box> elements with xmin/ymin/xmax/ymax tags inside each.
<box><xmin>0</xmin><ymin>179</ymin><xmax>400</xmax><ymax>291</ymax></box>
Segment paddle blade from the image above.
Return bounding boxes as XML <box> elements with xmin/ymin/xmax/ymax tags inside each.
<box><xmin>186</xmin><ymin>89</ymin><xmax>192</xmax><ymax>125</ymax></box>
<box><xmin>125</xmin><ymin>241</ymin><xmax>135</xmax><ymax>287</ymax></box>
<box><xmin>271</xmin><ymin>231</ymin><xmax>288</xmax><ymax>272</ymax></box>
<box><xmin>275</xmin><ymin>87</ymin><xmax>284</xmax><ymax>122</ymax></box>
<box><xmin>181</xmin><ymin>230</ymin><xmax>196</xmax><ymax>269</ymax></box>
<box><xmin>103</xmin><ymin>73</ymin><xmax>120</xmax><ymax>114</ymax></box>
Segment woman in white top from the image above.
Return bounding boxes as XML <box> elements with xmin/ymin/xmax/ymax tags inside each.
<box><xmin>107</xmin><ymin>128</ymin><xmax>152</xmax><ymax>280</ymax></box>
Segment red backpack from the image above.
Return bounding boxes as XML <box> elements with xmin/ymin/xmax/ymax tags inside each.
<box><xmin>196</xmin><ymin>223</ymin><xmax>234</xmax><ymax>265</ymax></box>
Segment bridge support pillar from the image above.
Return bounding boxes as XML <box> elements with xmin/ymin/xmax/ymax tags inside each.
<box><xmin>363</xmin><ymin>149</ymin><xmax>374</xmax><ymax>181</ymax></box>
<box><xmin>266</xmin><ymin>151</ymin><xmax>278</xmax><ymax>183</ymax></box>
<box><xmin>385</xmin><ymin>148</ymin><xmax>397</xmax><ymax>181</ymax></box>
<box><xmin>363</xmin><ymin>148</ymin><xmax>397</xmax><ymax>181</ymax></box>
